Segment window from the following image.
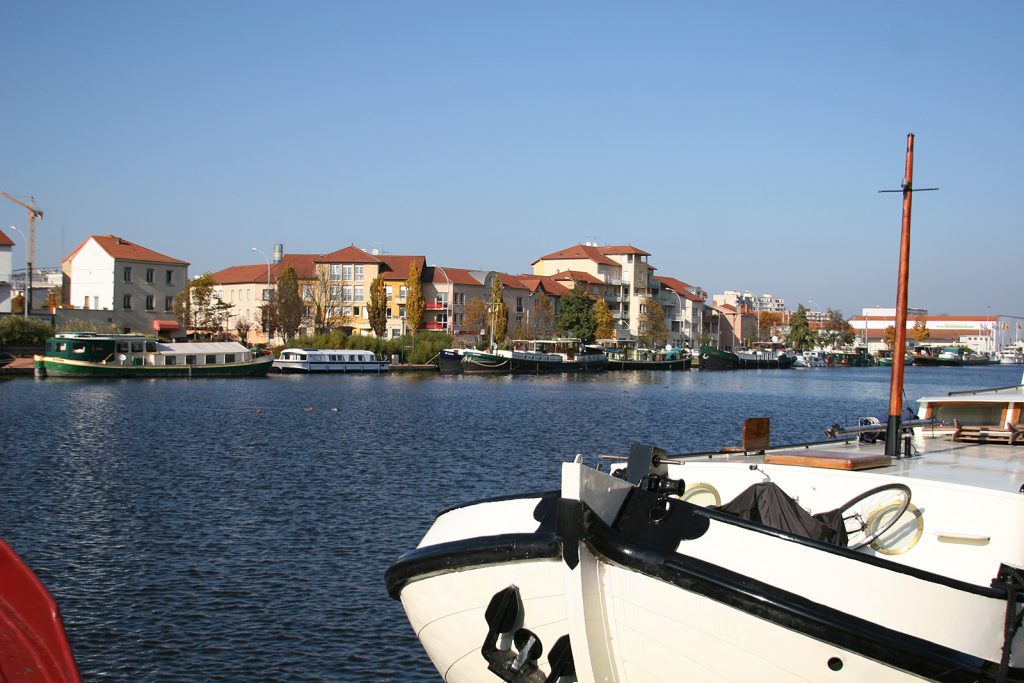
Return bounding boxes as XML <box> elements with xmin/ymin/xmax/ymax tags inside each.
<box><xmin>165</xmin><ymin>296</ymin><xmax>174</xmax><ymax>312</ymax></box>
<box><xmin>72</xmin><ymin>342</ymin><xmax>86</xmax><ymax>354</ymax></box>
<box><xmin>391</xmin><ymin>329</ymin><xmax>400</xmax><ymax>339</ymax></box>
<box><xmin>131</xmin><ymin>342</ymin><xmax>144</xmax><ymax>352</ymax></box>
<box><xmin>386</xmin><ymin>307</ymin><xmax>392</xmax><ymax>318</ymax></box>
<box><xmin>387</xmin><ymin>286</ymin><xmax>394</xmax><ymax>300</ymax></box>
<box><xmin>354</xmin><ymin>265</ymin><xmax>364</xmax><ymax>280</ymax></box>
<box><xmin>302</xmin><ymin>285</ymin><xmax>313</xmax><ymax>300</ymax></box>
<box><xmin>185</xmin><ymin>355</ymin><xmax>196</xmax><ymax>365</ymax></box>
<box><xmin>399</xmin><ymin>285</ymin><xmax>408</xmax><ymax>299</ymax></box>
<box><xmin>146</xmin><ymin>268</ymin><xmax>155</xmax><ymax>283</ymax></box>
<box><xmin>225</xmin><ymin>354</ymin><xmax>236</xmax><ymax>363</ymax></box>
<box><xmin>123</xmin><ymin>294</ymin><xmax>132</xmax><ymax>310</ymax></box>
<box><xmin>330</xmin><ymin>264</ymin><xmax>341</xmax><ymax>280</ymax></box>
<box><xmin>342</xmin><ymin>306</ymin><xmax>352</xmax><ymax>317</ymax></box>
<box><xmin>352</xmin><ymin>306</ymin><xmax>361</xmax><ymax>317</ymax></box>
<box><xmin>516</xmin><ymin>297</ymin><xmax>524</xmax><ymax>313</ymax></box>
<box><xmin>342</xmin><ymin>286</ymin><xmax>353</xmax><ymax>302</ymax></box>
<box><xmin>262</xmin><ymin>288</ymin><xmax>272</xmax><ymax>301</ymax></box>
<box><xmin>116</xmin><ymin>342</ymin><xmax>128</xmax><ymax>352</ymax></box>
<box><xmin>145</xmin><ymin>295</ymin><xmax>155</xmax><ymax>311</ymax></box>
<box><xmin>123</xmin><ymin>266</ymin><xmax>132</xmax><ymax>282</ymax></box>
<box><xmin>399</xmin><ymin>305</ymin><xmax>406</xmax><ymax>318</ymax></box>
<box><xmin>165</xmin><ymin>356</ymin><xmax>177</xmax><ymax>365</ymax></box>
<box><xmin>205</xmin><ymin>354</ymin><xmax>217</xmax><ymax>364</ymax></box>
<box><xmin>330</xmin><ymin>285</ymin><xmax>341</xmax><ymax>301</ymax></box>
<box><xmin>342</xmin><ymin>264</ymin><xmax>353</xmax><ymax>280</ymax></box>
<box><xmin>166</xmin><ymin>270</ymin><xmax>174</xmax><ymax>285</ymax></box>
<box><xmin>354</xmin><ymin>286</ymin><xmax>364</xmax><ymax>301</ymax></box>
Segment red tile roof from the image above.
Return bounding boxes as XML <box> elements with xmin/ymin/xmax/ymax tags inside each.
<box><xmin>550</xmin><ymin>270</ymin><xmax>605</xmax><ymax>285</ymax></box>
<box><xmin>654</xmin><ymin>276</ymin><xmax>704</xmax><ymax>302</ymax></box>
<box><xmin>317</xmin><ymin>245</ymin><xmax>383</xmax><ymax>263</ymax></box>
<box><xmin>378</xmin><ymin>254</ymin><xmax>426</xmax><ymax>281</ymax></box>
<box><xmin>491</xmin><ymin>273</ymin><xmax>529</xmax><ymax>291</ymax></box>
<box><xmin>532</xmin><ymin>244</ymin><xmax>619</xmax><ymax>266</ymax></box>
<box><xmin>427</xmin><ymin>266</ymin><xmax>484</xmax><ymax>286</ymax></box>
<box><xmin>515</xmin><ymin>275</ymin><xmax>571</xmax><ymax>297</ymax></box>
<box><xmin>212</xmin><ymin>254</ymin><xmax>320</xmax><ymax>284</ymax></box>
<box><xmin>531</xmin><ymin>243</ymin><xmax>651</xmax><ymax>266</ymax></box>
<box><xmin>65</xmin><ymin>235</ymin><xmax>189</xmax><ymax>265</ymax></box>
<box><xmin>598</xmin><ymin>245</ymin><xmax>650</xmax><ymax>256</ymax></box>
<box><xmin>0</xmin><ymin>229</ymin><xmax>13</xmax><ymax>247</ymax></box>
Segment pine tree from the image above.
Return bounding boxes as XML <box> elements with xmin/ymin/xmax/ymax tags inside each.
<box><xmin>405</xmin><ymin>262</ymin><xmax>424</xmax><ymax>333</ymax></box>
<box><xmin>490</xmin><ymin>276</ymin><xmax>508</xmax><ymax>342</ymax></box>
<box><xmin>275</xmin><ymin>266</ymin><xmax>303</xmax><ymax>341</ymax></box>
<box><xmin>368</xmin><ymin>276</ymin><xmax>387</xmax><ymax>337</ymax></box>
<box><xmin>785</xmin><ymin>305</ymin><xmax>818</xmax><ymax>352</ymax></box>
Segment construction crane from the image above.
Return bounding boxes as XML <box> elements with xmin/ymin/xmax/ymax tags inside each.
<box><xmin>0</xmin><ymin>190</ymin><xmax>43</xmax><ymax>313</ymax></box>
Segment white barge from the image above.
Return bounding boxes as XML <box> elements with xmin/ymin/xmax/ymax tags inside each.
<box><xmin>273</xmin><ymin>348</ymin><xmax>389</xmax><ymax>374</ymax></box>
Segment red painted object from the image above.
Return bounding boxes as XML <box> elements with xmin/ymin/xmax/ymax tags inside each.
<box><xmin>0</xmin><ymin>539</ymin><xmax>80</xmax><ymax>682</ymax></box>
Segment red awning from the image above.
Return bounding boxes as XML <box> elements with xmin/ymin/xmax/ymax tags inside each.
<box><xmin>153</xmin><ymin>320</ymin><xmax>180</xmax><ymax>331</ymax></box>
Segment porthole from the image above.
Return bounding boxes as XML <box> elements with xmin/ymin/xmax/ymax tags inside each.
<box><xmin>681</xmin><ymin>482</ymin><xmax>721</xmax><ymax>507</ymax></box>
<box><xmin>868</xmin><ymin>503</ymin><xmax>924</xmax><ymax>555</ymax></box>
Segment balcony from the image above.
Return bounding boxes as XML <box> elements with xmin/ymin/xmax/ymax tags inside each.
<box><xmin>424</xmin><ymin>321</ymin><xmax>448</xmax><ymax>331</ymax></box>
<box><xmin>424</xmin><ymin>301</ymin><xmax>448</xmax><ymax>310</ymax></box>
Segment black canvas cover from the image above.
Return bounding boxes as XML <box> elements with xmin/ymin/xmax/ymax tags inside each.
<box><xmin>715</xmin><ymin>482</ymin><xmax>848</xmax><ymax>546</ymax></box>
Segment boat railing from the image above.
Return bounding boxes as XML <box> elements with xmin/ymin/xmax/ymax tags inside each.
<box><xmin>946</xmin><ymin>384</ymin><xmax>1024</xmax><ymax>396</ymax></box>
<box><xmin>824</xmin><ymin>418</ymin><xmax>942</xmax><ymax>437</ymax></box>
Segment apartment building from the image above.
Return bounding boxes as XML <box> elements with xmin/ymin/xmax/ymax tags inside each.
<box><xmin>58</xmin><ymin>235</ymin><xmax>189</xmax><ymax>336</ymax></box>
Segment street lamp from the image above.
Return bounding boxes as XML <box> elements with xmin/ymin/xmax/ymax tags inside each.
<box><xmin>430</xmin><ymin>263</ymin><xmax>452</xmax><ymax>334</ymax></box>
<box><xmin>8</xmin><ymin>225</ymin><xmax>28</xmax><ymax>318</ymax></box>
<box><xmin>251</xmin><ymin>247</ymin><xmax>271</xmax><ymax>342</ymax></box>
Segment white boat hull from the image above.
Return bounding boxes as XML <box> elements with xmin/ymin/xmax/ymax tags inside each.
<box><xmin>389</xmin><ymin>454</ymin><xmax>1024</xmax><ymax>682</ymax></box>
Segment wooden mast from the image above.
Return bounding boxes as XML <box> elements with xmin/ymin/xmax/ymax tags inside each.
<box><xmin>885</xmin><ymin>134</ymin><xmax>916</xmax><ymax>457</ymax></box>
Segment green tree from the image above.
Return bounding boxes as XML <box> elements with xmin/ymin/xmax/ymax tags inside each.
<box><xmin>367</xmin><ymin>276</ymin><xmax>387</xmax><ymax>337</ymax></box>
<box><xmin>912</xmin><ymin>315</ymin><xmax>931</xmax><ymax>344</ymax></box>
<box><xmin>556</xmin><ymin>284</ymin><xmax>597</xmax><ymax>342</ymax></box>
<box><xmin>490</xmin><ymin>276</ymin><xmax>508</xmax><ymax>343</ymax></box>
<box><xmin>174</xmin><ymin>273</ymin><xmax>219</xmax><ymax>337</ymax></box>
<box><xmin>594</xmin><ymin>298</ymin><xmax>615</xmax><ymax>340</ymax></box>
<box><xmin>405</xmin><ymin>262</ymin><xmax>425</xmax><ymax>334</ymax></box>
<box><xmin>0</xmin><ymin>316</ymin><xmax>53</xmax><ymax>345</ymax></box>
<box><xmin>638</xmin><ymin>297</ymin><xmax>669</xmax><ymax>346</ymax></box>
<box><xmin>275</xmin><ymin>266</ymin><xmax>303</xmax><ymax>341</ymax></box>
<box><xmin>532</xmin><ymin>291</ymin><xmax>554</xmax><ymax>339</ymax></box>
<box><xmin>820</xmin><ymin>309</ymin><xmax>855</xmax><ymax>350</ymax></box>
<box><xmin>785</xmin><ymin>305</ymin><xmax>818</xmax><ymax>352</ymax></box>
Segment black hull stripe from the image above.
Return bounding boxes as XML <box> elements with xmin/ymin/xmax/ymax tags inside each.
<box><xmin>695</xmin><ymin>504</ymin><xmax>1007</xmax><ymax>599</ymax></box>
<box><xmin>385</xmin><ymin>532</ymin><xmax>561</xmax><ymax>599</ymax></box>
<box><xmin>584</xmin><ymin>507</ymin><xmax>1022</xmax><ymax>683</ymax></box>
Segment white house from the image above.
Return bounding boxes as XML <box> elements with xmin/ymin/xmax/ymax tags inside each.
<box><xmin>61</xmin><ymin>235</ymin><xmax>189</xmax><ymax>336</ymax></box>
<box><xmin>0</xmin><ymin>228</ymin><xmax>13</xmax><ymax>314</ymax></box>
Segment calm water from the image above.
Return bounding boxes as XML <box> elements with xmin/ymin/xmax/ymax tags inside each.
<box><xmin>1</xmin><ymin>365</ymin><xmax>1022</xmax><ymax>681</ymax></box>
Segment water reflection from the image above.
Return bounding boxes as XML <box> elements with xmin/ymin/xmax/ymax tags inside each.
<box><xmin>0</xmin><ymin>365</ymin><xmax>1020</xmax><ymax>681</ymax></box>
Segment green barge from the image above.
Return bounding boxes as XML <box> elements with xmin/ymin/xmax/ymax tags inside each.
<box><xmin>34</xmin><ymin>332</ymin><xmax>274</xmax><ymax>378</ymax></box>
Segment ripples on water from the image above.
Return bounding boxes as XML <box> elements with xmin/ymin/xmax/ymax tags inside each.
<box><xmin>1</xmin><ymin>365</ymin><xmax>1021</xmax><ymax>681</ymax></box>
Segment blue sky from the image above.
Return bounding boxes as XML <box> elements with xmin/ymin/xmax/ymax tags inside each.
<box><xmin>2</xmin><ymin>1</ymin><xmax>1021</xmax><ymax>317</ymax></box>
